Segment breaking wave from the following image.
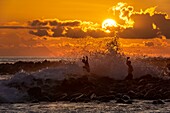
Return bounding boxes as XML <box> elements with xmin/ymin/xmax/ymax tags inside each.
<box><xmin>0</xmin><ymin>37</ymin><xmax>170</xmax><ymax>103</ymax></box>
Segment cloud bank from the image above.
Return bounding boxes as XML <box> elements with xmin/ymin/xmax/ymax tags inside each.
<box><xmin>1</xmin><ymin>2</ymin><xmax>170</xmax><ymax>39</ymax></box>
<box><xmin>28</xmin><ymin>19</ymin><xmax>114</xmax><ymax>38</ymax></box>
<box><xmin>110</xmin><ymin>2</ymin><xmax>170</xmax><ymax>38</ymax></box>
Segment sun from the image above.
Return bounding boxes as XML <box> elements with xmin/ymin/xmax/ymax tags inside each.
<box><xmin>102</xmin><ymin>19</ymin><xmax>117</xmax><ymax>32</ymax></box>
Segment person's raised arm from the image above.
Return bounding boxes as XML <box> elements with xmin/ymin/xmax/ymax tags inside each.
<box><xmin>126</xmin><ymin>57</ymin><xmax>130</xmax><ymax>64</ymax></box>
<box><xmin>86</xmin><ymin>56</ymin><xmax>88</xmax><ymax>62</ymax></box>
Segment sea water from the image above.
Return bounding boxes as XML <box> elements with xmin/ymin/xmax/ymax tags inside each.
<box><xmin>0</xmin><ymin>56</ymin><xmax>169</xmax><ymax>112</ymax></box>
<box><xmin>0</xmin><ymin>38</ymin><xmax>170</xmax><ymax>112</ymax></box>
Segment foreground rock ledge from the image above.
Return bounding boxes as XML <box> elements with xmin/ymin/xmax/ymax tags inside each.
<box><xmin>7</xmin><ymin>74</ymin><xmax>170</xmax><ymax>103</ymax></box>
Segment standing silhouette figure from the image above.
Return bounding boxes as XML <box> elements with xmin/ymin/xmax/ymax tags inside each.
<box><xmin>125</xmin><ymin>57</ymin><xmax>134</xmax><ymax>80</ymax></box>
<box><xmin>82</xmin><ymin>56</ymin><xmax>90</xmax><ymax>73</ymax></box>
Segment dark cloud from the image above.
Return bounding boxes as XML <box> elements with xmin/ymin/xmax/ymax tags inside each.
<box><xmin>29</xmin><ymin>20</ymin><xmax>48</xmax><ymax>26</ymax></box>
<box><xmin>0</xmin><ymin>26</ymin><xmax>49</xmax><ymax>29</ymax></box>
<box><xmin>28</xmin><ymin>13</ymin><xmax>170</xmax><ymax>39</ymax></box>
<box><xmin>29</xmin><ymin>29</ymin><xmax>49</xmax><ymax>37</ymax></box>
<box><xmin>119</xmin><ymin>13</ymin><xmax>158</xmax><ymax>38</ymax></box>
<box><xmin>110</xmin><ymin>2</ymin><xmax>170</xmax><ymax>39</ymax></box>
<box><xmin>86</xmin><ymin>29</ymin><xmax>111</xmax><ymax>38</ymax></box>
<box><xmin>1</xmin><ymin>3</ymin><xmax>170</xmax><ymax>39</ymax></box>
<box><xmin>52</xmin><ymin>27</ymin><xmax>65</xmax><ymax>37</ymax></box>
<box><xmin>58</xmin><ymin>20</ymin><xmax>81</xmax><ymax>27</ymax></box>
<box><xmin>29</xmin><ymin>19</ymin><xmax>81</xmax><ymax>27</ymax></box>
<box><xmin>152</xmin><ymin>14</ymin><xmax>170</xmax><ymax>37</ymax></box>
<box><xmin>64</xmin><ymin>27</ymin><xmax>86</xmax><ymax>38</ymax></box>
<box><xmin>119</xmin><ymin>13</ymin><xmax>170</xmax><ymax>38</ymax></box>
<box><xmin>28</xmin><ymin>19</ymin><xmax>112</xmax><ymax>38</ymax></box>
<box><xmin>48</xmin><ymin>20</ymin><xmax>81</xmax><ymax>26</ymax></box>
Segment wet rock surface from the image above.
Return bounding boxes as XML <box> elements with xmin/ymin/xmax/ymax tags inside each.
<box><xmin>0</xmin><ymin>60</ymin><xmax>63</xmax><ymax>75</ymax></box>
<box><xmin>152</xmin><ymin>99</ymin><xmax>165</xmax><ymax>105</ymax></box>
<box><xmin>6</xmin><ymin>73</ymin><xmax>170</xmax><ymax>103</ymax></box>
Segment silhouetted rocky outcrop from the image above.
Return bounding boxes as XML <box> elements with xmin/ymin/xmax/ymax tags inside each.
<box><xmin>6</xmin><ymin>73</ymin><xmax>170</xmax><ymax>103</ymax></box>
<box><xmin>0</xmin><ymin>60</ymin><xmax>64</xmax><ymax>75</ymax></box>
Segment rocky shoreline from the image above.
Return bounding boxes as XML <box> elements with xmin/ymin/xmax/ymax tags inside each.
<box><xmin>6</xmin><ymin>74</ymin><xmax>170</xmax><ymax>104</ymax></box>
<box><xmin>1</xmin><ymin>60</ymin><xmax>170</xmax><ymax>104</ymax></box>
<box><xmin>0</xmin><ymin>60</ymin><xmax>65</xmax><ymax>75</ymax></box>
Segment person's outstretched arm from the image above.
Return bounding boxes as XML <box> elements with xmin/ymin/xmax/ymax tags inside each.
<box><xmin>86</xmin><ymin>56</ymin><xmax>88</xmax><ymax>62</ymax></box>
<box><xmin>126</xmin><ymin>57</ymin><xmax>130</xmax><ymax>65</ymax></box>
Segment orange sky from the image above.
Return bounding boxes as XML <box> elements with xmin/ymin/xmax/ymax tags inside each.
<box><xmin>0</xmin><ymin>0</ymin><xmax>170</xmax><ymax>24</ymax></box>
<box><xmin>1</xmin><ymin>0</ymin><xmax>170</xmax><ymax>56</ymax></box>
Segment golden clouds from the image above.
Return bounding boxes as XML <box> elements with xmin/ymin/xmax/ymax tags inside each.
<box><xmin>28</xmin><ymin>19</ymin><xmax>116</xmax><ymax>38</ymax></box>
<box><xmin>108</xmin><ymin>2</ymin><xmax>170</xmax><ymax>38</ymax></box>
<box><xmin>1</xmin><ymin>2</ymin><xmax>170</xmax><ymax>39</ymax></box>
<box><xmin>110</xmin><ymin>2</ymin><xmax>134</xmax><ymax>28</ymax></box>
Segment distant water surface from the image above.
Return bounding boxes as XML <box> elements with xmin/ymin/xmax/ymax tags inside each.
<box><xmin>0</xmin><ymin>56</ymin><xmax>75</xmax><ymax>64</ymax></box>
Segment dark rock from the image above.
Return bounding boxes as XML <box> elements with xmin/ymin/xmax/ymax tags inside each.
<box><xmin>40</xmin><ymin>96</ymin><xmax>51</xmax><ymax>102</ymax></box>
<box><xmin>97</xmin><ymin>95</ymin><xmax>115</xmax><ymax>102</ymax></box>
<box><xmin>34</xmin><ymin>79</ymin><xmax>44</xmax><ymax>86</ymax></box>
<box><xmin>70</xmin><ymin>94</ymin><xmax>89</xmax><ymax>102</ymax></box>
<box><xmin>122</xmin><ymin>95</ymin><xmax>130</xmax><ymax>100</ymax></box>
<box><xmin>57</xmin><ymin>93</ymin><xmax>68</xmax><ymax>101</ymax></box>
<box><xmin>116</xmin><ymin>98</ymin><xmax>126</xmax><ymax>103</ymax></box>
<box><xmin>138</xmin><ymin>79</ymin><xmax>146</xmax><ymax>84</ymax></box>
<box><xmin>152</xmin><ymin>99</ymin><xmax>165</xmax><ymax>104</ymax></box>
<box><xmin>115</xmin><ymin>93</ymin><xmax>123</xmax><ymax>99</ymax></box>
<box><xmin>45</xmin><ymin>79</ymin><xmax>53</xmax><ymax>85</ymax></box>
<box><xmin>27</xmin><ymin>87</ymin><xmax>42</xmax><ymax>99</ymax></box>
<box><xmin>31</xmin><ymin>99</ymin><xmax>39</xmax><ymax>103</ymax></box>
<box><xmin>90</xmin><ymin>93</ymin><xmax>97</xmax><ymax>100</ymax></box>
<box><xmin>127</xmin><ymin>90</ymin><xmax>137</xmax><ymax>99</ymax></box>
<box><xmin>70</xmin><ymin>93</ymin><xmax>83</xmax><ymax>99</ymax></box>
<box><xmin>163</xmin><ymin>91</ymin><xmax>170</xmax><ymax>99</ymax></box>
<box><xmin>125</xmin><ymin>100</ymin><xmax>133</xmax><ymax>104</ymax></box>
<box><xmin>139</xmin><ymin>74</ymin><xmax>153</xmax><ymax>80</ymax></box>
<box><xmin>144</xmin><ymin>89</ymin><xmax>156</xmax><ymax>100</ymax></box>
<box><xmin>116</xmin><ymin>98</ymin><xmax>133</xmax><ymax>104</ymax></box>
<box><xmin>0</xmin><ymin>60</ymin><xmax>63</xmax><ymax>75</ymax></box>
<box><xmin>0</xmin><ymin>96</ymin><xmax>7</xmax><ymax>103</ymax></box>
<box><xmin>152</xmin><ymin>94</ymin><xmax>162</xmax><ymax>100</ymax></box>
<box><xmin>136</xmin><ymin>93</ymin><xmax>144</xmax><ymax>99</ymax></box>
<box><xmin>165</xmin><ymin>99</ymin><xmax>170</xmax><ymax>102</ymax></box>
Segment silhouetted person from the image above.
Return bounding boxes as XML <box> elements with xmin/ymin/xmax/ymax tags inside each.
<box><xmin>82</xmin><ymin>56</ymin><xmax>90</xmax><ymax>72</ymax></box>
<box><xmin>125</xmin><ymin>57</ymin><xmax>134</xmax><ymax>80</ymax></box>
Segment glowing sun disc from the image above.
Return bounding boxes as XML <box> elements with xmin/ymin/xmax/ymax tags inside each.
<box><xmin>102</xmin><ymin>19</ymin><xmax>117</xmax><ymax>29</ymax></box>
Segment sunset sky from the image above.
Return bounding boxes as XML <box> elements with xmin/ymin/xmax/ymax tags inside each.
<box><xmin>0</xmin><ymin>0</ymin><xmax>170</xmax><ymax>23</ymax></box>
<box><xmin>0</xmin><ymin>0</ymin><xmax>170</xmax><ymax>56</ymax></box>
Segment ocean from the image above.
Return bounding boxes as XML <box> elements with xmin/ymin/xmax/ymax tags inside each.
<box><xmin>0</xmin><ymin>38</ymin><xmax>170</xmax><ymax>112</ymax></box>
<box><xmin>0</xmin><ymin>55</ymin><xmax>170</xmax><ymax>112</ymax></box>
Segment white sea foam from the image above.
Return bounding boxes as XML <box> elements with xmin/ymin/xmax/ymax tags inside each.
<box><xmin>0</xmin><ymin>55</ymin><xmax>166</xmax><ymax>103</ymax></box>
<box><xmin>0</xmin><ymin>38</ymin><xmax>169</xmax><ymax>103</ymax></box>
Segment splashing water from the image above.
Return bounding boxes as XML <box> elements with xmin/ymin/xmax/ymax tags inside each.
<box><xmin>0</xmin><ymin>36</ymin><xmax>169</xmax><ymax>103</ymax></box>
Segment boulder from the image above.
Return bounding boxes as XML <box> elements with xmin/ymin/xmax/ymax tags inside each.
<box><xmin>70</xmin><ymin>93</ymin><xmax>89</xmax><ymax>102</ymax></box>
<box><xmin>139</xmin><ymin>74</ymin><xmax>153</xmax><ymax>80</ymax></box>
<box><xmin>27</xmin><ymin>87</ymin><xmax>42</xmax><ymax>99</ymax></box>
<box><xmin>115</xmin><ymin>93</ymin><xmax>123</xmax><ymax>99</ymax></box>
<box><xmin>122</xmin><ymin>95</ymin><xmax>130</xmax><ymax>100</ymax></box>
<box><xmin>97</xmin><ymin>95</ymin><xmax>115</xmax><ymax>102</ymax></box>
<box><xmin>127</xmin><ymin>90</ymin><xmax>137</xmax><ymax>99</ymax></box>
<box><xmin>152</xmin><ymin>99</ymin><xmax>165</xmax><ymax>104</ymax></box>
<box><xmin>57</xmin><ymin>93</ymin><xmax>68</xmax><ymax>101</ymax></box>
<box><xmin>144</xmin><ymin>89</ymin><xmax>157</xmax><ymax>100</ymax></box>
<box><xmin>90</xmin><ymin>93</ymin><xmax>97</xmax><ymax>100</ymax></box>
<box><xmin>116</xmin><ymin>98</ymin><xmax>126</xmax><ymax>103</ymax></box>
